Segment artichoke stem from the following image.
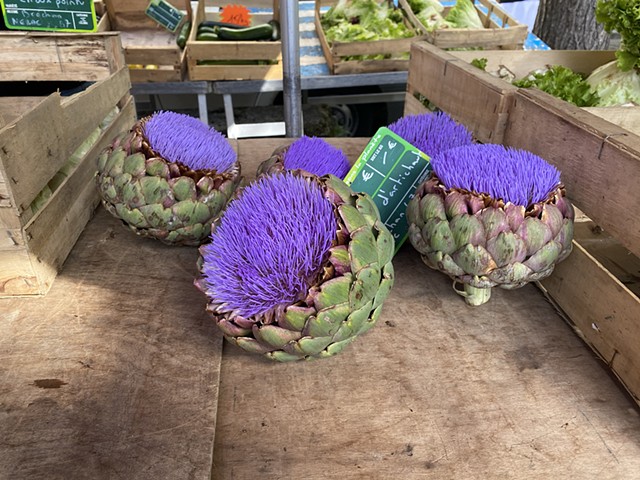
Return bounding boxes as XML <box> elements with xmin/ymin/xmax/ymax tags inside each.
<box><xmin>453</xmin><ymin>281</ymin><xmax>492</xmax><ymax>306</ymax></box>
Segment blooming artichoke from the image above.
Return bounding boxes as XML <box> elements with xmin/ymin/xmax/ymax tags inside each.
<box><xmin>406</xmin><ymin>144</ymin><xmax>574</xmax><ymax>306</ymax></box>
<box><xmin>96</xmin><ymin>111</ymin><xmax>241</xmax><ymax>246</ymax></box>
<box><xmin>387</xmin><ymin>111</ymin><xmax>475</xmax><ymax>156</ymax></box>
<box><xmin>256</xmin><ymin>135</ymin><xmax>351</xmax><ymax>179</ymax></box>
<box><xmin>198</xmin><ymin>172</ymin><xmax>395</xmax><ymax>361</ymax></box>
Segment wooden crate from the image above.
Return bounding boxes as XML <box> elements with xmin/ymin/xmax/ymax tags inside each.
<box><xmin>404</xmin><ymin>42</ymin><xmax>638</xmax><ymax>143</ymax></box>
<box><xmin>103</xmin><ymin>0</ymin><xmax>187</xmax><ymax>83</ymax></box>
<box><xmin>501</xmin><ymin>89</ymin><xmax>640</xmax><ymax>406</ymax></box>
<box><xmin>0</xmin><ymin>33</ymin><xmax>137</xmax><ymax>296</ymax></box>
<box><xmin>315</xmin><ymin>0</ymin><xmax>422</xmax><ymax>75</ymax></box>
<box><xmin>400</xmin><ymin>0</ymin><xmax>527</xmax><ymax>49</ymax></box>
<box><xmin>405</xmin><ymin>41</ymin><xmax>640</xmax><ymax>405</ymax></box>
<box><xmin>186</xmin><ymin>0</ymin><xmax>282</xmax><ymax>81</ymax></box>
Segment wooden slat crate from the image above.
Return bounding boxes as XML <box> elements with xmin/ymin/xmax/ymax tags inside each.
<box><xmin>186</xmin><ymin>0</ymin><xmax>282</xmax><ymax>81</ymax></box>
<box><xmin>315</xmin><ymin>0</ymin><xmax>422</xmax><ymax>75</ymax></box>
<box><xmin>400</xmin><ymin>0</ymin><xmax>527</xmax><ymax>49</ymax></box>
<box><xmin>405</xmin><ymin>42</ymin><xmax>638</xmax><ymax>142</ymax></box>
<box><xmin>0</xmin><ymin>33</ymin><xmax>137</xmax><ymax>296</ymax></box>
<box><xmin>103</xmin><ymin>0</ymin><xmax>187</xmax><ymax>83</ymax></box>
<box><xmin>404</xmin><ymin>42</ymin><xmax>640</xmax><ymax>405</ymax></box>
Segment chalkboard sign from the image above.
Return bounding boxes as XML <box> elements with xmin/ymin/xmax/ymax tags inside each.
<box><xmin>145</xmin><ymin>0</ymin><xmax>184</xmax><ymax>32</ymax></box>
<box><xmin>344</xmin><ymin>127</ymin><xmax>431</xmax><ymax>251</ymax></box>
<box><xmin>0</xmin><ymin>0</ymin><xmax>97</xmax><ymax>32</ymax></box>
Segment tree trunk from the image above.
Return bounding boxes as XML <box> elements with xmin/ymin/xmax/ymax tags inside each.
<box><xmin>533</xmin><ymin>0</ymin><xmax>611</xmax><ymax>50</ymax></box>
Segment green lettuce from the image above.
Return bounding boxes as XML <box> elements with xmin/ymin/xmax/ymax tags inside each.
<box><xmin>595</xmin><ymin>0</ymin><xmax>640</xmax><ymax>71</ymax></box>
<box><xmin>444</xmin><ymin>0</ymin><xmax>484</xmax><ymax>29</ymax></box>
<box><xmin>584</xmin><ymin>1</ymin><xmax>640</xmax><ymax>105</ymax></box>
<box><xmin>514</xmin><ymin>65</ymin><xmax>600</xmax><ymax>107</ymax></box>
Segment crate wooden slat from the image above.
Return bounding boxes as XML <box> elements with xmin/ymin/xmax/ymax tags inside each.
<box><xmin>404</xmin><ymin>42</ymin><xmax>640</xmax><ymax>142</ymax></box>
<box><xmin>315</xmin><ymin>0</ymin><xmax>422</xmax><ymax>75</ymax></box>
<box><xmin>400</xmin><ymin>0</ymin><xmax>527</xmax><ymax>49</ymax></box>
<box><xmin>0</xmin><ymin>34</ymin><xmax>136</xmax><ymax>296</ymax></box>
<box><xmin>0</xmin><ymin>32</ymin><xmax>124</xmax><ymax>82</ymax></box>
<box><xmin>503</xmin><ymin>88</ymin><xmax>640</xmax><ymax>259</ymax></box>
<box><xmin>186</xmin><ymin>0</ymin><xmax>282</xmax><ymax>81</ymax></box>
<box><xmin>405</xmin><ymin>42</ymin><xmax>640</xmax><ymax>405</ymax></box>
<box><xmin>103</xmin><ymin>0</ymin><xmax>186</xmax><ymax>82</ymax></box>
<box><xmin>406</xmin><ymin>41</ymin><xmax>515</xmax><ymax>142</ymax></box>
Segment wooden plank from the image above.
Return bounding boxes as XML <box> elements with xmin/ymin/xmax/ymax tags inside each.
<box><xmin>0</xmin><ymin>94</ymin><xmax>67</xmax><ymax>214</ymax></box>
<box><xmin>572</xmin><ymin>220</ymin><xmax>640</xmax><ymax>298</ymax></box>
<box><xmin>211</xmin><ymin>136</ymin><xmax>640</xmax><ymax>477</ymax></box>
<box><xmin>403</xmin><ymin>91</ymin><xmax>429</xmax><ymax>116</ymax></box>
<box><xmin>0</xmin><ymin>246</ymin><xmax>39</xmax><ymax>296</ymax></box>
<box><xmin>400</xmin><ymin>0</ymin><xmax>526</xmax><ymax>49</ymax></box>
<box><xmin>125</xmin><ymin>46</ymin><xmax>182</xmax><ymax>66</ymax></box>
<box><xmin>187</xmin><ymin>41</ymin><xmax>281</xmax><ymax>61</ymax></box>
<box><xmin>21</xmin><ymin>98</ymin><xmax>136</xmax><ymax>296</ymax></box>
<box><xmin>185</xmin><ymin>0</ymin><xmax>282</xmax><ymax>81</ymax></box>
<box><xmin>188</xmin><ymin>62</ymin><xmax>283</xmax><ymax>82</ymax></box>
<box><xmin>451</xmin><ymin>49</ymin><xmax>615</xmax><ymax>78</ymax></box>
<box><xmin>62</xmin><ymin>67</ymin><xmax>131</xmax><ymax>156</ymax></box>
<box><xmin>407</xmin><ymin>41</ymin><xmax>514</xmax><ymax>143</ymax></box>
<box><xmin>129</xmin><ymin>66</ymin><xmax>184</xmax><ymax>83</ymax></box>
<box><xmin>0</xmin><ymin>34</ymin><xmax>120</xmax><ymax>82</ymax></box>
<box><xmin>540</xmin><ymin>240</ymin><xmax>640</xmax><ymax>405</ymax></box>
<box><xmin>585</xmin><ymin>106</ymin><xmax>640</xmax><ymax>136</ymax></box>
<box><xmin>314</xmin><ymin>0</ymin><xmax>419</xmax><ymax>74</ymax></box>
<box><xmin>0</xmin><ymin>208</ymin><xmax>223</xmax><ymax>478</ymax></box>
<box><xmin>502</xmin><ymin>88</ymin><xmax>640</xmax><ymax>258</ymax></box>
<box><xmin>0</xmin><ymin>97</ymin><xmax>47</xmax><ymax>126</ymax></box>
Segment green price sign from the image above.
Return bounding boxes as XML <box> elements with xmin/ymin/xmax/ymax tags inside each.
<box><xmin>145</xmin><ymin>0</ymin><xmax>184</xmax><ymax>32</ymax></box>
<box><xmin>0</xmin><ymin>0</ymin><xmax>97</xmax><ymax>32</ymax></box>
<box><xmin>345</xmin><ymin>127</ymin><xmax>432</xmax><ymax>252</ymax></box>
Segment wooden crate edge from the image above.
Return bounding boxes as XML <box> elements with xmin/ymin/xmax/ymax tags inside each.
<box><xmin>539</xmin><ymin>240</ymin><xmax>640</xmax><ymax>407</ymax></box>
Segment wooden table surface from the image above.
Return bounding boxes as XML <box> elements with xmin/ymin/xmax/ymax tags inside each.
<box><xmin>1</xmin><ymin>138</ymin><xmax>639</xmax><ymax>480</ymax></box>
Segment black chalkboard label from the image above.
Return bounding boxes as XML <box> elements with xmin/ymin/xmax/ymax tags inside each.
<box><xmin>0</xmin><ymin>0</ymin><xmax>97</xmax><ymax>32</ymax></box>
<box><xmin>345</xmin><ymin>127</ymin><xmax>432</xmax><ymax>252</ymax></box>
<box><xmin>145</xmin><ymin>0</ymin><xmax>184</xmax><ymax>32</ymax></box>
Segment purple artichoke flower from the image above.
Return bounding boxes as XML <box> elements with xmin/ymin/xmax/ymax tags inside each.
<box><xmin>283</xmin><ymin>136</ymin><xmax>351</xmax><ymax>179</ymax></box>
<box><xmin>388</xmin><ymin>112</ymin><xmax>474</xmax><ymax>157</ymax></box>
<box><xmin>431</xmin><ymin>144</ymin><xmax>561</xmax><ymax>208</ymax></box>
<box><xmin>143</xmin><ymin>111</ymin><xmax>236</xmax><ymax>173</ymax></box>
<box><xmin>201</xmin><ymin>173</ymin><xmax>337</xmax><ymax>318</ymax></box>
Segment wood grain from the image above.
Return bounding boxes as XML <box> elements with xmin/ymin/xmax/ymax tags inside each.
<box><xmin>503</xmin><ymin>88</ymin><xmax>640</xmax><ymax>259</ymax></box>
<box><xmin>212</xmin><ymin>247</ymin><xmax>640</xmax><ymax>479</ymax></box>
<box><xmin>207</xmin><ymin>139</ymin><xmax>640</xmax><ymax>479</ymax></box>
<box><xmin>0</xmin><ymin>208</ymin><xmax>223</xmax><ymax>479</ymax></box>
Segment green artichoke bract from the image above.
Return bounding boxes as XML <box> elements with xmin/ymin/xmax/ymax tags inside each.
<box><xmin>96</xmin><ymin>111</ymin><xmax>241</xmax><ymax>246</ymax></box>
<box><xmin>197</xmin><ymin>172</ymin><xmax>395</xmax><ymax>361</ymax></box>
<box><xmin>406</xmin><ymin>144</ymin><xmax>574</xmax><ymax>306</ymax></box>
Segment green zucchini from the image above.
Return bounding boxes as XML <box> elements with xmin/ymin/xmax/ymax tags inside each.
<box><xmin>176</xmin><ymin>20</ymin><xmax>191</xmax><ymax>49</ymax></box>
<box><xmin>199</xmin><ymin>20</ymin><xmax>243</xmax><ymax>29</ymax></box>
<box><xmin>217</xmin><ymin>23</ymin><xmax>274</xmax><ymax>41</ymax></box>
<box><xmin>197</xmin><ymin>25</ymin><xmax>218</xmax><ymax>35</ymax></box>
<box><xmin>269</xmin><ymin>20</ymin><xmax>280</xmax><ymax>41</ymax></box>
<box><xmin>196</xmin><ymin>32</ymin><xmax>220</xmax><ymax>41</ymax></box>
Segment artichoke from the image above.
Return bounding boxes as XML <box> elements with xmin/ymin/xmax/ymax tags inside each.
<box><xmin>387</xmin><ymin>111</ymin><xmax>475</xmax><ymax>157</ymax></box>
<box><xmin>197</xmin><ymin>171</ymin><xmax>395</xmax><ymax>361</ymax></box>
<box><xmin>406</xmin><ymin>144</ymin><xmax>574</xmax><ymax>306</ymax></box>
<box><xmin>96</xmin><ymin>111</ymin><xmax>241</xmax><ymax>246</ymax></box>
<box><xmin>256</xmin><ymin>135</ymin><xmax>351</xmax><ymax>179</ymax></box>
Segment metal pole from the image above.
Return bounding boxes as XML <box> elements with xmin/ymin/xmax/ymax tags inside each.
<box><xmin>280</xmin><ymin>0</ymin><xmax>303</xmax><ymax>137</ymax></box>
